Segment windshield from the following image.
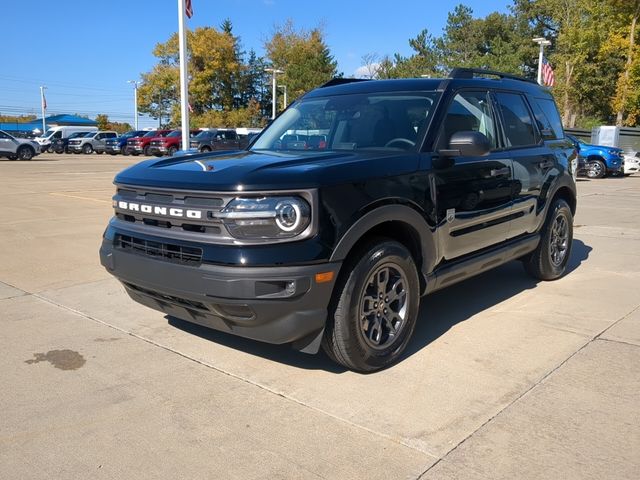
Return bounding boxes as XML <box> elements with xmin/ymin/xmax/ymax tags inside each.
<box><xmin>42</xmin><ymin>129</ymin><xmax>56</xmax><ymax>139</ymax></box>
<box><xmin>69</xmin><ymin>132</ymin><xmax>87</xmax><ymax>139</ymax></box>
<box><xmin>194</xmin><ymin>130</ymin><xmax>213</xmax><ymax>140</ymax></box>
<box><xmin>83</xmin><ymin>132</ymin><xmax>96</xmax><ymax>138</ymax></box>
<box><xmin>142</xmin><ymin>131</ymin><xmax>158</xmax><ymax>138</ymax></box>
<box><xmin>251</xmin><ymin>91</ymin><xmax>439</xmax><ymax>152</ymax></box>
<box><xmin>121</xmin><ymin>131</ymin><xmax>142</xmax><ymax>139</ymax></box>
<box><xmin>167</xmin><ymin>130</ymin><xmax>181</xmax><ymax>137</ymax></box>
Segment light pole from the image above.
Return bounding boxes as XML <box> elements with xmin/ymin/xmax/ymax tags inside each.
<box><xmin>265</xmin><ymin>68</ymin><xmax>284</xmax><ymax>119</ymax></box>
<box><xmin>533</xmin><ymin>37</ymin><xmax>551</xmax><ymax>86</ymax></box>
<box><xmin>278</xmin><ymin>84</ymin><xmax>288</xmax><ymax>110</ymax></box>
<box><xmin>127</xmin><ymin>80</ymin><xmax>140</xmax><ymax>130</ymax></box>
<box><xmin>39</xmin><ymin>85</ymin><xmax>47</xmax><ymax>133</ymax></box>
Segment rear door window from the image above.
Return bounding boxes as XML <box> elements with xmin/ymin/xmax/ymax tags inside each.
<box><xmin>494</xmin><ymin>92</ymin><xmax>538</xmax><ymax>148</ymax></box>
<box><xmin>534</xmin><ymin>98</ymin><xmax>564</xmax><ymax>140</ymax></box>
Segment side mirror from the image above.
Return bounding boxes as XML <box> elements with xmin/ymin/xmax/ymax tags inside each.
<box><xmin>440</xmin><ymin>131</ymin><xmax>491</xmax><ymax>158</ymax></box>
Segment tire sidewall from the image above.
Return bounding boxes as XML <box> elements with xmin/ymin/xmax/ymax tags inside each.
<box><xmin>337</xmin><ymin>241</ymin><xmax>420</xmax><ymax>370</ymax></box>
<box><xmin>18</xmin><ymin>146</ymin><xmax>33</xmax><ymax>160</ymax></box>
<box><xmin>540</xmin><ymin>200</ymin><xmax>573</xmax><ymax>278</ymax></box>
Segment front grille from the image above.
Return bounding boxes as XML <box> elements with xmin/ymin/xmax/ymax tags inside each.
<box><xmin>150</xmin><ymin>140</ymin><xmax>163</xmax><ymax>146</ymax></box>
<box><xmin>113</xmin><ymin>186</ymin><xmax>227</xmax><ymax>237</ymax></box>
<box><xmin>115</xmin><ymin>234</ymin><xmax>202</xmax><ymax>265</ymax></box>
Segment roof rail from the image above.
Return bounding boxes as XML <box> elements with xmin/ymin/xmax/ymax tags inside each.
<box><xmin>320</xmin><ymin>78</ymin><xmax>372</xmax><ymax>88</ymax></box>
<box><xmin>448</xmin><ymin>68</ymin><xmax>538</xmax><ymax>85</ymax></box>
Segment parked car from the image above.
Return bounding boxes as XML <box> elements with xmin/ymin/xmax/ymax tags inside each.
<box><xmin>34</xmin><ymin>126</ymin><xmax>98</xmax><ymax>153</ymax></box>
<box><xmin>126</xmin><ymin>130</ymin><xmax>171</xmax><ymax>156</ymax></box>
<box><xmin>104</xmin><ymin>130</ymin><xmax>147</xmax><ymax>156</ymax></box>
<box><xmin>0</xmin><ymin>129</ymin><xmax>40</xmax><ymax>160</ymax></box>
<box><xmin>148</xmin><ymin>130</ymin><xmax>200</xmax><ymax>157</ymax></box>
<box><xmin>622</xmin><ymin>151</ymin><xmax>640</xmax><ymax>176</ymax></box>
<box><xmin>51</xmin><ymin>131</ymin><xmax>91</xmax><ymax>154</ymax></box>
<box><xmin>566</xmin><ymin>134</ymin><xmax>624</xmax><ymax>178</ymax></box>
<box><xmin>101</xmin><ymin>69</ymin><xmax>578</xmax><ymax>372</ymax></box>
<box><xmin>189</xmin><ymin>128</ymin><xmax>250</xmax><ymax>152</ymax></box>
<box><xmin>67</xmin><ymin>131</ymin><xmax>118</xmax><ymax>154</ymax></box>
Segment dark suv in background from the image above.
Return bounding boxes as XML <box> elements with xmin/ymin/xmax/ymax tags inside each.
<box><xmin>190</xmin><ymin>128</ymin><xmax>250</xmax><ymax>152</ymax></box>
<box><xmin>100</xmin><ymin>69</ymin><xmax>577</xmax><ymax>372</ymax></box>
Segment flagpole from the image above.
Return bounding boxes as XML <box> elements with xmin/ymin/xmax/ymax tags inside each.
<box><xmin>178</xmin><ymin>0</ymin><xmax>190</xmax><ymax>151</ymax></box>
<box><xmin>40</xmin><ymin>86</ymin><xmax>47</xmax><ymax>133</ymax></box>
<box><xmin>533</xmin><ymin>37</ymin><xmax>551</xmax><ymax>86</ymax></box>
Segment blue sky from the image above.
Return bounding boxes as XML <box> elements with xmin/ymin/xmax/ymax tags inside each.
<box><xmin>2</xmin><ymin>0</ymin><xmax>510</xmax><ymax>128</ymax></box>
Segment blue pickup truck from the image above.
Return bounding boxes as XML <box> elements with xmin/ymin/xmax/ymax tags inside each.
<box><xmin>566</xmin><ymin>134</ymin><xmax>624</xmax><ymax>178</ymax></box>
<box><xmin>104</xmin><ymin>130</ymin><xmax>147</xmax><ymax>156</ymax></box>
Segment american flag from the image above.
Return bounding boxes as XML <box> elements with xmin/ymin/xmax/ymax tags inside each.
<box><xmin>42</xmin><ymin>93</ymin><xmax>47</xmax><ymax>110</ymax></box>
<box><xmin>542</xmin><ymin>57</ymin><xmax>555</xmax><ymax>87</ymax></box>
<box><xmin>185</xmin><ymin>0</ymin><xmax>193</xmax><ymax>18</ymax></box>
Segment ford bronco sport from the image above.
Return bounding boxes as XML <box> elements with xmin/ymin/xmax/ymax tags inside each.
<box><xmin>100</xmin><ymin>69</ymin><xmax>578</xmax><ymax>372</ymax></box>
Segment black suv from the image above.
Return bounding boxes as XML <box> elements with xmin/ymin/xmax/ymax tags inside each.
<box><xmin>100</xmin><ymin>69</ymin><xmax>578</xmax><ymax>372</ymax></box>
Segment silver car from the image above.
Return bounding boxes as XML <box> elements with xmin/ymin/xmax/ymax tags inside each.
<box><xmin>0</xmin><ymin>130</ymin><xmax>41</xmax><ymax>160</ymax></box>
<box><xmin>67</xmin><ymin>131</ymin><xmax>118</xmax><ymax>154</ymax></box>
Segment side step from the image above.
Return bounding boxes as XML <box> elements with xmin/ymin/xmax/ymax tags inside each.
<box><xmin>425</xmin><ymin>235</ymin><xmax>540</xmax><ymax>294</ymax></box>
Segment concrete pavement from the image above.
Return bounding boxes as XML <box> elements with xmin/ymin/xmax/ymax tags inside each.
<box><xmin>1</xmin><ymin>154</ymin><xmax>638</xmax><ymax>479</ymax></box>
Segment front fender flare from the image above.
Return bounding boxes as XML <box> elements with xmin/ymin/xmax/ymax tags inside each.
<box><xmin>329</xmin><ymin>204</ymin><xmax>436</xmax><ymax>282</ymax></box>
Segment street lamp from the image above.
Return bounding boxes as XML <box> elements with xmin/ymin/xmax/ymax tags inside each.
<box><xmin>533</xmin><ymin>37</ymin><xmax>551</xmax><ymax>86</ymax></box>
<box><xmin>265</xmin><ymin>68</ymin><xmax>284</xmax><ymax>119</ymax></box>
<box><xmin>127</xmin><ymin>80</ymin><xmax>140</xmax><ymax>130</ymax></box>
<box><xmin>278</xmin><ymin>84</ymin><xmax>288</xmax><ymax>110</ymax></box>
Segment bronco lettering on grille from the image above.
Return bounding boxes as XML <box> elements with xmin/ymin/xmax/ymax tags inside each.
<box><xmin>116</xmin><ymin>201</ymin><xmax>202</xmax><ymax>219</ymax></box>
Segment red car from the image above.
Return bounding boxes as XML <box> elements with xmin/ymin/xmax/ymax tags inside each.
<box><xmin>148</xmin><ymin>129</ymin><xmax>200</xmax><ymax>157</ymax></box>
<box><xmin>125</xmin><ymin>130</ymin><xmax>171</xmax><ymax>156</ymax></box>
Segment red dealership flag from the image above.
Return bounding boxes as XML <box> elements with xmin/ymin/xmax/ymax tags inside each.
<box><xmin>185</xmin><ymin>0</ymin><xmax>193</xmax><ymax>18</ymax></box>
<box><xmin>542</xmin><ymin>57</ymin><xmax>555</xmax><ymax>87</ymax></box>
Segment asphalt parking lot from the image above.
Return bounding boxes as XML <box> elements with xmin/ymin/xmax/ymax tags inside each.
<box><xmin>1</xmin><ymin>153</ymin><xmax>639</xmax><ymax>479</ymax></box>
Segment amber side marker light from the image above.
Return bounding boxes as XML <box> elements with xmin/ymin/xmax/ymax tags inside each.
<box><xmin>315</xmin><ymin>271</ymin><xmax>334</xmax><ymax>283</ymax></box>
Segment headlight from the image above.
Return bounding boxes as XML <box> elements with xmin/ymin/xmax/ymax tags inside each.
<box><xmin>218</xmin><ymin>196</ymin><xmax>311</xmax><ymax>240</ymax></box>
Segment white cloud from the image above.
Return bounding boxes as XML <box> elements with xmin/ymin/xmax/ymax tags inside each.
<box><xmin>353</xmin><ymin>63</ymin><xmax>380</xmax><ymax>79</ymax></box>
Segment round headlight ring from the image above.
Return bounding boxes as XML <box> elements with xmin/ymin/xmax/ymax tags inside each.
<box><xmin>275</xmin><ymin>200</ymin><xmax>302</xmax><ymax>232</ymax></box>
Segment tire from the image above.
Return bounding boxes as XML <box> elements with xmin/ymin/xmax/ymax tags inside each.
<box><xmin>47</xmin><ymin>146</ymin><xmax>54</xmax><ymax>153</ymax></box>
<box><xmin>322</xmin><ymin>239</ymin><xmax>420</xmax><ymax>372</ymax></box>
<box><xmin>168</xmin><ymin>146</ymin><xmax>178</xmax><ymax>156</ymax></box>
<box><xmin>143</xmin><ymin>145</ymin><xmax>151</xmax><ymax>156</ymax></box>
<box><xmin>122</xmin><ymin>147</ymin><xmax>130</xmax><ymax>156</ymax></box>
<box><xmin>8</xmin><ymin>154</ymin><xmax>17</xmax><ymax>161</ymax></box>
<box><xmin>17</xmin><ymin>145</ymin><xmax>34</xmax><ymax>161</ymax></box>
<box><xmin>586</xmin><ymin>159</ymin><xmax>606</xmax><ymax>179</ymax></box>
<box><xmin>82</xmin><ymin>144</ymin><xmax>93</xmax><ymax>154</ymax></box>
<box><xmin>96</xmin><ymin>150</ymin><xmax>103</xmax><ymax>155</ymax></box>
<box><xmin>523</xmin><ymin>199</ymin><xmax>573</xmax><ymax>281</ymax></box>
<box><xmin>201</xmin><ymin>146</ymin><xmax>211</xmax><ymax>152</ymax></box>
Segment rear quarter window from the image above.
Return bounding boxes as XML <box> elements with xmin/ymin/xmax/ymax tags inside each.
<box><xmin>533</xmin><ymin>97</ymin><xmax>564</xmax><ymax>140</ymax></box>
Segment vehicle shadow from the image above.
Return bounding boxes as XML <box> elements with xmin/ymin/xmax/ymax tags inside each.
<box><xmin>167</xmin><ymin>239</ymin><xmax>591</xmax><ymax>373</ymax></box>
<box><xmin>402</xmin><ymin>238</ymin><xmax>592</xmax><ymax>360</ymax></box>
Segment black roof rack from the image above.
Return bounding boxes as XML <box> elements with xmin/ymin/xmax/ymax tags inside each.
<box><xmin>320</xmin><ymin>78</ymin><xmax>372</xmax><ymax>88</ymax></box>
<box><xmin>448</xmin><ymin>68</ymin><xmax>538</xmax><ymax>85</ymax></box>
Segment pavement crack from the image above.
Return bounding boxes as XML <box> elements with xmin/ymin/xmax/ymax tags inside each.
<box><xmin>416</xmin><ymin>302</ymin><xmax>640</xmax><ymax>479</ymax></box>
<box><xmin>31</xmin><ymin>292</ymin><xmax>440</xmax><ymax>461</ymax></box>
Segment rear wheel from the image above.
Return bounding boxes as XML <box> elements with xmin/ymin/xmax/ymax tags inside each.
<box><xmin>322</xmin><ymin>239</ymin><xmax>420</xmax><ymax>372</ymax></box>
<box><xmin>586</xmin><ymin>159</ymin><xmax>606</xmax><ymax>179</ymax></box>
<box><xmin>82</xmin><ymin>144</ymin><xmax>93</xmax><ymax>154</ymax></box>
<box><xmin>523</xmin><ymin>199</ymin><xmax>573</xmax><ymax>281</ymax></box>
<box><xmin>17</xmin><ymin>146</ymin><xmax>34</xmax><ymax>161</ymax></box>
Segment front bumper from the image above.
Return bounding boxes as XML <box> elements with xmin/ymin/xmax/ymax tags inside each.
<box><xmin>99</xmin><ymin>238</ymin><xmax>339</xmax><ymax>353</ymax></box>
<box><xmin>67</xmin><ymin>144</ymin><xmax>84</xmax><ymax>152</ymax></box>
<box><xmin>105</xmin><ymin>145</ymin><xmax>122</xmax><ymax>154</ymax></box>
<box><xmin>148</xmin><ymin>146</ymin><xmax>168</xmax><ymax>156</ymax></box>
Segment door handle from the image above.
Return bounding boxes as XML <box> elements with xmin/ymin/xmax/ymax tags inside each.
<box><xmin>490</xmin><ymin>167</ymin><xmax>510</xmax><ymax>177</ymax></box>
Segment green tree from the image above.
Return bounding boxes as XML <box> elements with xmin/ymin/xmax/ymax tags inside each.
<box><xmin>264</xmin><ymin>20</ymin><xmax>339</xmax><ymax>101</ymax></box>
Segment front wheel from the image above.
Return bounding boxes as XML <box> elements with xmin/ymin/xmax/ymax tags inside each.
<box><xmin>143</xmin><ymin>145</ymin><xmax>151</xmax><ymax>156</ymax></box>
<box><xmin>323</xmin><ymin>239</ymin><xmax>420</xmax><ymax>372</ymax></box>
<box><xmin>82</xmin><ymin>144</ymin><xmax>93</xmax><ymax>154</ymax></box>
<box><xmin>17</xmin><ymin>146</ymin><xmax>34</xmax><ymax>161</ymax></box>
<box><xmin>168</xmin><ymin>146</ymin><xmax>177</xmax><ymax>156</ymax></box>
<box><xmin>586</xmin><ymin>160</ymin><xmax>606</xmax><ymax>179</ymax></box>
<box><xmin>523</xmin><ymin>199</ymin><xmax>573</xmax><ymax>281</ymax></box>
